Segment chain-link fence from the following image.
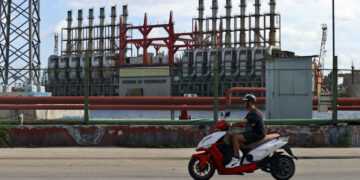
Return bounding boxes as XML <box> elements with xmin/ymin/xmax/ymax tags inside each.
<box><xmin>0</xmin><ymin>59</ymin><xmax>359</xmax><ymax>124</ymax></box>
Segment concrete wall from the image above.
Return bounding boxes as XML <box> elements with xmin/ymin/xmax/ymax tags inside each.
<box><xmin>8</xmin><ymin>125</ymin><xmax>360</xmax><ymax>147</ymax></box>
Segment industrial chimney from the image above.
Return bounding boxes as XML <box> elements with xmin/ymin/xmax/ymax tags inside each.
<box><xmin>66</xmin><ymin>11</ymin><xmax>72</xmax><ymax>54</ymax></box>
<box><xmin>99</xmin><ymin>8</ymin><xmax>105</xmax><ymax>54</ymax></box>
<box><xmin>122</xmin><ymin>5</ymin><xmax>128</xmax><ymax>60</ymax></box>
<box><xmin>110</xmin><ymin>6</ymin><xmax>117</xmax><ymax>54</ymax></box>
<box><xmin>269</xmin><ymin>0</ymin><xmax>276</xmax><ymax>46</ymax></box>
<box><xmin>198</xmin><ymin>0</ymin><xmax>204</xmax><ymax>48</ymax></box>
<box><xmin>77</xmin><ymin>10</ymin><xmax>83</xmax><ymax>54</ymax></box>
<box><xmin>254</xmin><ymin>0</ymin><xmax>261</xmax><ymax>47</ymax></box>
<box><xmin>88</xmin><ymin>8</ymin><xmax>94</xmax><ymax>52</ymax></box>
<box><xmin>123</xmin><ymin>5</ymin><xmax>128</xmax><ymax>26</ymax></box>
<box><xmin>225</xmin><ymin>0</ymin><xmax>232</xmax><ymax>47</ymax></box>
<box><xmin>239</xmin><ymin>0</ymin><xmax>246</xmax><ymax>47</ymax></box>
<box><xmin>54</xmin><ymin>33</ymin><xmax>58</xmax><ymax>55</ymax></box>
<box><xmin>211</xmin><ymin>0</ymin><xmax>218</xmax><ymax>47</ymax></box>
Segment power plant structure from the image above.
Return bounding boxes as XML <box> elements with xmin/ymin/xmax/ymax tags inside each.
<box><xmin>46</xmin><ymin>0</ymin><xmax>293</xmax><ymax>97</ymax></box>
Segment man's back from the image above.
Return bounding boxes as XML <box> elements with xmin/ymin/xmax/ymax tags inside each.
<box><xmin>245</xmin><ymin>108</ymin><xmax>266</xmax><ymax>139</ymax></box>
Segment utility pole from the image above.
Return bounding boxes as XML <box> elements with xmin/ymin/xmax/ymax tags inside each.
<box><xmin>332</xmin><ymin>0</ymin><xmax>337</xmax><ymax>125</ymax></box>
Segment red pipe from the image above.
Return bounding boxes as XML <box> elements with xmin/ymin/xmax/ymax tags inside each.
<box><xmin>0</xmin><ymin>96</ymin><xmax>265</xmax><ymax>105</ymax></box>
<box><xmin>0</xmin><ymin>86</ymin><xmax>358</xmax><ymax>111</ymax></box>
<box><xmin>313</xmin><ymin>98</ymin><xmax>360</xmax><ymax>106</ymax></box>
<box><xmin>313</xmin><ymin>106</ymin><xmax>360</xmax><ymax>111</ymax></box>
<box><xmin>0</xmin><ymin>87</ymin><xmax>266</xmax><ymax>105</ymax></box>
<box><xmin>0</xmin><ymin>87</ymin><xmax>263</xmax><ymax>110</ymax></box>
<box><xmin>2</xmin><ymin>104</ymin><xmax>360</xmax><ymax>111</ymax></box>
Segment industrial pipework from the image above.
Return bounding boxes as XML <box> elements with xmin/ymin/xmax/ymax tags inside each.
<box><xmin>193</xmin><ymin>0</ymin><xmax>281</xmax><ymax>48</ymax></box>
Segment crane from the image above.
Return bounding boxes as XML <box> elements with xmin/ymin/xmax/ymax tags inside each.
<box><xmin>314</xmin><ymin>24</ymin><xmax>328</xmax><ymax>97</ymax></box>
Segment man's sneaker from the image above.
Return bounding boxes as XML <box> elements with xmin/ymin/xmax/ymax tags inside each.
<box><xmin>225</xmin><ymin>157</ymin><xmax>240</xmax><ymax>168</ymax></box>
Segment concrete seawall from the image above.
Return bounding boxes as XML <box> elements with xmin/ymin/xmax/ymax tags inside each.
<box><xmin>8</xmin><ymin>125</ymin><xmax>360</xmax><ymax>147</ymax></box>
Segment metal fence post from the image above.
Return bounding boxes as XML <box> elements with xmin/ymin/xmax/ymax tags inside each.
<box><xmin>213</xmin><ymin>49</ymin><xmax>219</xmax><ymax>123</ymax></box>
<box><xmin>84</xmin><ymin>53</ymin><xmax>90</xmax><ymax>125</ymax></box>
<box><xmin>332</xmin><ymin>56</ymin><xmax>338</xmax><ymax>125</ymax></box>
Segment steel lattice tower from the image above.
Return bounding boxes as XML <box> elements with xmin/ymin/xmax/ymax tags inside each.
<box><xmin>0</xmin><ymin>0</ymin><xmax>40</xmax><ymax>86</ymax></box>
<box><xmin>319</xmin><ymin>24</ymin><xmax>328</xmax><ymax>69</ymax></box>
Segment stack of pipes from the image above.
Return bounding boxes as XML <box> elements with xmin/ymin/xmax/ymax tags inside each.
<box><xmin>77</xmin><ymin>10</ymin><xmax>83</xmax><ymax>55</ymax></box>
<box><xmin>88</xmin><ymin>9</ymin><xmax>94</xmax><ymax>53</ymax></box>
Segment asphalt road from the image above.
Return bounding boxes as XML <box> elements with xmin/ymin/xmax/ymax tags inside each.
<box><xmin>0</xmin><ymin>148</ymin><xmax>359</xmax><ymax>180</ymax></box>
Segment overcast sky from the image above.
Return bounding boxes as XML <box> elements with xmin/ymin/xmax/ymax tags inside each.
<box><xmin>40</xmin><ymin>0</ymin><xmax>360</xmax><ymax>72</ymax></box>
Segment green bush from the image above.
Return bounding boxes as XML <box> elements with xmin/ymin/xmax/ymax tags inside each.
<box><xmin>0</xmin><ymin>126</ymin><xmax>10</xmax><ymax>147</ymax></box>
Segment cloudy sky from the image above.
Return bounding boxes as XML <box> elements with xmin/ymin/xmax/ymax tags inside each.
<box><xmin>40</xmin><ymin>0</ymin><xmax>360</xmax><ymax>72</ymax></box>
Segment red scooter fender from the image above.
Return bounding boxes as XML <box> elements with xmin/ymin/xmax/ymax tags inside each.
<box><xmin>191</xmin><ymin>152</ymin><xmax>216</xmax><ymax>169</ymax></box>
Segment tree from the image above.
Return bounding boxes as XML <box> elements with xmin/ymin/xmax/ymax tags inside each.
<box><xmin>323</xmin><ymin>71</ymin><xmax>333</xmax><ymax>92</ymax></box>
<box><xmin>323</xmin><ymin>71</ymin><xmax>349</xmax><ymax>97</ymax></box>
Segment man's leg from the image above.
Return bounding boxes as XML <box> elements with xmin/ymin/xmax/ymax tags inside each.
<box><xmin>232</xmin><ymin>134</ymin><xmax>247</xmax><ymax>158</ymax></box>
<box><xmin>226</xmin><ymin>134</ymin><xmax>248</xmax><ymax>168</ymax></box>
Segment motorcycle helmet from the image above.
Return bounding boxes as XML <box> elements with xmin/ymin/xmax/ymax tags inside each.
<box><xmin>242</xmin><ymin>94</ymin><xmax>256</xmax><ymax>103</ymax></box>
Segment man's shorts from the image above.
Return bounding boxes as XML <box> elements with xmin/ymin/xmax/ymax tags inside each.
<box><xmin>241</xmin><ymin>132</ymin><xmax>264</xmax><ymax>145</ymax></box>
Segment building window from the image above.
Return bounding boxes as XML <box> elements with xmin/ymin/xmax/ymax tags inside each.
<box><xmin>123</xmin><ymin>80</ymin><xmax>137</xmax><ymax>84</ymax></box>
<box><xmin>144</xmin><ymin>79</ymin><xmax>167</xmax><ymax>84</ymax></box>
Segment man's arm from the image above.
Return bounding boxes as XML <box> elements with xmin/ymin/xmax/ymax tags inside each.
<box><xmin>230</xmin><ymin>119</ymin><xmax>248</xmax><ymax>127</ymax></box>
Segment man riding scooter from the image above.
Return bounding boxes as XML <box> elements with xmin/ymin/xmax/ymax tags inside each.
<box><xmin>225</xmin><ymin>94</ymin><xmax>266</xmax><ymax>168</ymax></box>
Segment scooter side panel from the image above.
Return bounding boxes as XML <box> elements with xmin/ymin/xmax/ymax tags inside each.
<box><xmin>243</xmin><ymin>137</ymin><xmax>288</xmax><ymax>165</ymax></box>
<box><xmin>197</xmin><ymin>131</ymin><xmax>227</xmax><ymax>149</ymax></box>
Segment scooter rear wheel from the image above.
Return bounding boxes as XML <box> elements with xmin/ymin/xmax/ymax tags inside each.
<box><xmin>270</xmin><ymin>155</ymin><xmax>295</xmax><ymax>180</ymax></box>
<box><xmin>188</xmin><ymin>157</ymin><xmax>215</xmax><ymax>180</ymax></box>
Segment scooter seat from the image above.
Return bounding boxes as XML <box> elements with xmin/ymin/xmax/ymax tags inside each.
<box><xmin>242</xmin><ymin>133</ymin><xmax>280</xmax><ymax>149</ymax></box>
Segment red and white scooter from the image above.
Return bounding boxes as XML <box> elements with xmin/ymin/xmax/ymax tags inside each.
<box><xmin>188</xmin><ymin>112</ymin><xmax>297</xmax><ymax>180</ymax></box>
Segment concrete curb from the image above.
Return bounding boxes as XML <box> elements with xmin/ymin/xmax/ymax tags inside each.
<box><xmin>297</xmin><ymin>156</ymin><xmax>360</xmax><ymax>159</ymax></box>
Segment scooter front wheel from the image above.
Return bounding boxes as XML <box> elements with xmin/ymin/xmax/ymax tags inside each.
<box><xmin>270</xmin><ymin>155</ymin><xmax>295</xmax><ymax>180</ymax></box>
<box><xmin>188</xmin><ymin>157</ymin><xmax>215</xmax><ymax>180</ymax></box>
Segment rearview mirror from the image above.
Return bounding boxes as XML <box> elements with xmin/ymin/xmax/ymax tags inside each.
<box><xmin>225</xmin><ymin>112</ymin><xmax>231</xmax><ymax>117</ymax></box>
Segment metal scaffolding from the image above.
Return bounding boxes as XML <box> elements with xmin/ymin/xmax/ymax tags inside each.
<box><xmin>0</xmin><ymin>0</ymin><xmax>41</xmax><ymax>86</ymax></box>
